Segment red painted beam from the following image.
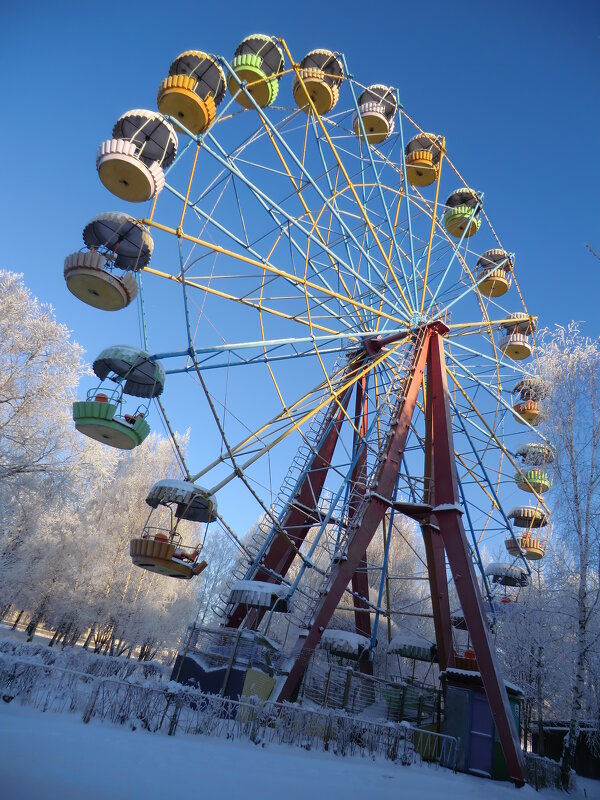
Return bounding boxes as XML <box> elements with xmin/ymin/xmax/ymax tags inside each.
<box><xmin>224</xmin><ymin>380</ymin><xmax>354</xmax><ymax>629</ymax></box>
<box><xmin>349</xmin><ymin>374</ymin><xmax>373</xmax><ymax>673</ymax></box>
<box><xmin>421</xmin><ymin>344</ymin><xmax>454</xmax><ymax>671</ymax></box>
<box><xmin>277</xmin><ymin>329</ymin><xmax>432</xmax><ymax>702</ymax></box>
<box><xmin>427</xmin><ymin>332</ymin><xmax>526</xmax><ymax>786</ymax></box>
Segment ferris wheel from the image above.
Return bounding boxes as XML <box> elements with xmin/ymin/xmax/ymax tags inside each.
<box><xmin>65</xmin><ymin>35</ymin><xmax>553</xmax><ymax>783</ymax></box>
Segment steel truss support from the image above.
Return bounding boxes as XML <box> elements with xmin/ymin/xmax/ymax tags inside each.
<box><xmin>224</xmin><ymin>380</ymin><xmax>355</xmax><ymax>630</ymax></box>
<box><xmin>426</xmin><ymin>332</ymin><xmax>526</xmax><ymax>785</ymax></box>
<box><xmin>274</xmin><ymin>323</ymin><xmax>526</xmax><ymax>785</ymax></box>
<box><xmin>276</xmin><ymin>325</ymin><xmax>432</xmax><ymax>700</ymax></box>
<box><xmin>348</xmin><ymin>372</ymin><xmax>373</xmax><ymax>673</ymax></box>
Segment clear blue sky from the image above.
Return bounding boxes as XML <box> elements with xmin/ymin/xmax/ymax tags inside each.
<box><xmin>3</xmin><ymin>1</ymin><xmax>598</xmax><ymax>329</ymax></box>
<box><xmin>1</xmin><ymin>1</ymin><xmax>599</xmax><ymax>535</ymax></box>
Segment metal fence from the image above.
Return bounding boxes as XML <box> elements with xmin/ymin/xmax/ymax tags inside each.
<box><xmin>0</xmin><ymin>656</ymin><xmax>457</xmax><ymax>770</ymax></box>
<box><xmin>300</xmin><ymin>660</ymin><xmax>440</xmax><ymax>728</ymax></box>
<box><xmin>524</xmin><ymin>752</ymin><xmax>572</xmax><ymax>791</ymax></box>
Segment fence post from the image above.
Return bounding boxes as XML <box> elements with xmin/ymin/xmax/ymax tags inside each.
<box><xmin>342</xmin><ymin>668</ymin><xmax>353</xmax><ymax>711</ymax></box>
<box><xmin>168</xmin><ymin>695</ymin><xmax>183</xmax><ymax>736</ymax></box>
<box><xmin>322</xmin><ymin>664</ymin><xmax>333</xmax><ymax>708</ymax></box>
<box><xmin>82</xmin><ymin>679</ymin><xmax>102</xmax><ymax>724</ymax></box>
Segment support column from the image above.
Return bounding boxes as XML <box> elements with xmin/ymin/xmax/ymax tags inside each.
<box><xmin>427</xmin><ymin>331</ymin><xmax>526</xmax><ymax>786</ymax></box>
<box><xmin>277</xmin><ymin>328</ymin><xmax>432</xmax><ymax>702</ymax></box>
<box><xmin>421</xmin><ymin>344</ymin><xmax>454</xmax><ymax>671</ymax></box>
<box><xmin>225</xmin><ymin>382</ymin><xmax>354</xmax><ymax>629</ymax></box>
<box><xmin>349</xmin><ymin>373</ymin><xmax>373</xmax><ymax>673</ymax></box>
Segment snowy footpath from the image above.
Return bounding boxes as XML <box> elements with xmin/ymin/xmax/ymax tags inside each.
<box><xmin>1</xmin><ymin>703</ymin><xmax>598</xmax><ymax>800</ymax></box>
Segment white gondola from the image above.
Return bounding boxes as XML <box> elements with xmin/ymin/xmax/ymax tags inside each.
<box><xmin>97</xmin><ymin>110</ymin><xmax>177</xmax><ymax>202</ymax></box>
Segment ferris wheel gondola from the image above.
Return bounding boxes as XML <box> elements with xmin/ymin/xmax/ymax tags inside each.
<box><xmin>157</xmin><ymin>51</ymin><xmax>226</xmax><ymax>134</ymax></box>
<box><xmin>292</xmin><ymin>49</ymin><xmax>343</xmax><ymax>115</ymax></box>
<box><xmin>96</xmin><ymin>110</ymin><xmax>177</xmax><ymax>202</ymax></box>
<box><xmin>130</xmin><ymin>479</ymin><xmax>214</xmax><ymax>579</ymax></box>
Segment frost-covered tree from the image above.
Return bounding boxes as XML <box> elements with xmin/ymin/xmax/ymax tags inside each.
<box><xmin>0</xmin><ymin>271</ymin><xmax>87</xmax><ymax>485</ymax></box>
<box><xmin>0</xmin><ymin>271</ymin><xmax>114</xmax><ymax>623</ymax></box>
<box><xmin>537</xmin><ymin>324</ymin><xmax>600</xmax><ymax>785</ymax></box>
<box><xmin>0</xmin><ymin>272</ymin><xmax>201</xmax><ymax>658</ymax></box>
<box><xmin>194</xmin><ymin>528</ymin><xmax>238</xmax><ymax>627</ymax></box>
<box><xmin>3</xmin><ymin>434</ymin><xmax>199</xmax><ymax>656</ymax></box>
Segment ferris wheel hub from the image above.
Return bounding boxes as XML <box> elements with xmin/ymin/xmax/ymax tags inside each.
<box><xmin>410</xmin><ymin>311</ymin><xmax>429</xmax><ymax>329</ymax></box>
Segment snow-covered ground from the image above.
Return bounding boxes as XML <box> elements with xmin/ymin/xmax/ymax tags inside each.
<box><xmin>1</xmin><ymin>703</ymin><xmax>598</xmax><ymax>800</ymax></box>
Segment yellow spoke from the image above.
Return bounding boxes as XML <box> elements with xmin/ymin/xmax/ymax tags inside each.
<box><xmin>257</xmin><ymin>115</ymin><xmax>367</xmax><ymax>331</ymax></box>
<box><xmin>141</xmin><ymin>219</ymin><xmax>406</xmax><ymax>327</ymax></box>
<box><xmin>206</xmin><ymin>340</ymin><xmax>410</xmax><ymax>492</ymax></box>
<box><xmin>419</xmin><ymin>137</ymin><xmax>445</xmax><ymax>313</ymax></box>
<box><xmin>142</xmin><ymin>265</ymin><xmax>340</xmax><ymax>336</ymax></box>
<box><xmin>279</xmin><ymin>37</ymin><xmax>413</xmax><ymax>315</ymax></box>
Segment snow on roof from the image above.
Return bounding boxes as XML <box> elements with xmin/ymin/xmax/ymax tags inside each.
<box><xmin>319</xmin><ymin>629</ymin><xmax>370</xmax><ymax>656</ymax></box>
<box><xmin>145</xmin><ymin>479</ymin><xmax>217</xmax><ymax>522</ymax></box>
<box><xmin>388</xmin><ymin>631</ymin><xmax>434</xmax><ymax>653</ymax></box>
<box><xmin>147</xmin><ymin>479</ymin><xmax>211</xmax><ymax>505</ymax></box>
<box><xmin>442</xmin><ymin>668</ymin><xmax>524</xmax><ymax>696</ymax></box>
<box><xmin>485</xmin><ymin>562</ymin><xmax>527</xmax><ymax>580</ymax></box>
<box><xmin>432</xmin><ymin>503</ymin><xmax>463</xmax><ymax>514</ymax></box>
<box><xmin>229</xmin><ymin>580</ymin><xmax>289</xmax><ymax>609</ymax></box>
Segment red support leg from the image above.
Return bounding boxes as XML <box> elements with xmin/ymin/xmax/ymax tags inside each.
<box><xmin>349</xmin><ymin>374</ymin><xmax>373</xmax><ymax>673</ymax></box>
<box><xmin>225</xmin><ymin>382</ymin><xmax>354</xmax><ymax>629</ymax></box>
<box><xmin>427</xmin><ymin>332</ymin><xmax>526</xmax><ymax>786</ymax></box>
<box><xmin>421</xmin><ymin>345</ymin><xmax>454</xmax><ymax>671</ymax></box>
<box><xmin>277</xmin><ymin>329</ymin><xmax>432</xmax><ymax>702</ymax></box>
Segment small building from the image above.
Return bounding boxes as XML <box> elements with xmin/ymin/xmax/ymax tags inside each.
<box><xmin>441</xmin><ymin>667</ymin><xmax>523</xmax><ymax>781</ymax></box>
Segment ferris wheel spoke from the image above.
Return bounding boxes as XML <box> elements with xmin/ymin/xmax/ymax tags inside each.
<box><xmin>432</xmin><ymin>255</ymin><xmax>503</xmax><ymax>321</ymax></box>
<box><xmin>448</xmin><ymin>317</ymin><xmax>536</xmax><ymax>336</ymax></box>
<box><xmin>164</xmin><ymin>179</ymin><xmax>364</xmax><ymax>329</ymax></box>
<box><xmin>199</xmin><ymin>340</ymin><xmax>411</xmax><ymax>493</ymax></box>
<box><xmin>188</xmin><ymin>136</ymin><xmax>361</xmax><ymax>310</ymax></box>
<box><xmin>446</xmin><ymin>337</ymin><xmax>529</xmax><ymax>377</ymax></box>
<box><xmin>142</xmin><ymin>219</ymin><xmax>405</xmax><ymax>328</ymax></box>
<box><xmin>341</xmin><ymin>79</ymin><xmax>417</xmax><ymax>309</ymax></box>
<box><xmin>157</xmin><ymin>326</ymin><xmax>406</xmax><ymax>373</ymax></box>
<box><xmin>423</xmin><ymin>208</ymin><xmax>481</xmax><ymax>315</ymax></box>
<box><xmin>143</xmin><ymin>265</ymin><xmax>344</xmax><ymax>336</ymax></box>
<box><xmin>195</xmin><ymin>136</ymin><xmax>409</xmax><ymax>322</ymax></box>
<box><xmin>203</xmin><ymin>131</ymin><xmax>390</xmax><ymax>309</ymax></box>
<box><xmin>418</xmin><ymin>151</ymin><xmax>446</xmax><ymax>315</ymax></box>
<box><xmin>189</xmin><ymin>351</ymin><xmax>362</xmax><ymax>480</ymax></box>
<box><xmin>397</xmin><ymin>112</ymin><xmax>423</xmax><ymax>308</ymax></box>
<box><xmin>308</xmin><ymin>119</ymin><xmax>381</xmax><ymax>326</ymax></box>
<box><xmin>256</xmin><ymin>115</ymin><xmax>371</xmax><ymax>332</ymax></box>
<box><xmin>240</xmin><ymin>51</ymin><xmax>414</xmax><ymax>317</ymax></box>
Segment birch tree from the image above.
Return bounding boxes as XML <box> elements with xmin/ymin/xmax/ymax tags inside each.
<box><xmin>537</xmin><ymin>324</ymin><xmax>600</xmax><ymax>785</ymax></box>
